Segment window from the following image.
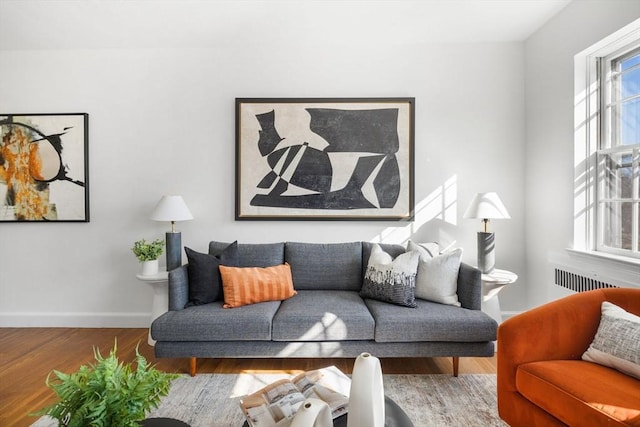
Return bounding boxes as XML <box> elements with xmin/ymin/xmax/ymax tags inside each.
<box><xmin>574</xmin><ymin>20</ymin><xmax>640</xmax><ymax>263</ymax></box>
<box><xmin>598</xmin><ymin>45</ymin><xmax>640</xmax><ymax>257</ymax></box>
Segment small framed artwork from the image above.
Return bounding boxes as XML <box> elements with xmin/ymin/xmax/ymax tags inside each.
<box><xmin>0</xmin><ymin>113</ymin><xmax>89</xmax><ymax>222</ymax></box>
<box><xmin>236</xmin><ymin>98</ymin><xmax>414</xmax><ymax>221</ymax></box>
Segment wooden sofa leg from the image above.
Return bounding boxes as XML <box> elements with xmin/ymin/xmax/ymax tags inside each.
<box><xmin>452</xmin><ymin>357</ymin><xmax>459</xmax><ymax>377</ymax></box>
<box><xmin>189</xmin><ymin>357</ymin><xmax>197</xmax><ymax>377</ymax></box>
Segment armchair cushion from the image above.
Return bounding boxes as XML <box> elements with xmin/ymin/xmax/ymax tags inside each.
<box><xmin>517</xmin><ymin>360</ymin><xmax>640</xmax><ymax>426</ymax></box>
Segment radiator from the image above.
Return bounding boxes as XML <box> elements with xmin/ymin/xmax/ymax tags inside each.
<box><xmin>554</xmin><ymin>268</ymin><xmax>620</xmax><ymax>292</ymax></box>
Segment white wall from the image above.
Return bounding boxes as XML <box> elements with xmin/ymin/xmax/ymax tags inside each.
<box><xmin>0</xmin><ymin>6</ymin><xmax>528</xmax><ymax>326</ymax></box>
<box><xmin>524</xmin><ymin>0</ymin><xmax>640</xmax><ymax>308</ymax></box>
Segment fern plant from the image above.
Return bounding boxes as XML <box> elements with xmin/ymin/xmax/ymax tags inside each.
<box><xmin>34</xmin><ymin>342</ymin><xmax>178</xmax><ymax>427</ymax></box>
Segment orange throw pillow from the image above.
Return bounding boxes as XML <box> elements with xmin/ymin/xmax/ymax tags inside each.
<box><xmin>219</xmin><ymin>263</ymin><xmax>297</xmax><ymax>308</ymax></box>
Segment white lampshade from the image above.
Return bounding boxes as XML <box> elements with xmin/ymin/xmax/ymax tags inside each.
<box><xmin>463</xmin><ymin>192</ymin><xmax>510</xmax><ymax>220</ymax></box>
<box><xmin>150</xmin><ymin>195</ymin><xmax>193</xmax><ymax>223</ymax></box>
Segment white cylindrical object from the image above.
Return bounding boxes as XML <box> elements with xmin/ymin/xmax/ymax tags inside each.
<box><xmin>290</xmin><ymin>398</ymin><xmax>332</xmax><ymax>427</ymax></box>
<box><xmin>348</xmin><ymin>352</ymin><xmax>385</xmax><ymax>427</ymax></box>
<box><xmin>141</xmin><ymin>259</ymin><xmax>159</xmax><ymax>276</ymax></box>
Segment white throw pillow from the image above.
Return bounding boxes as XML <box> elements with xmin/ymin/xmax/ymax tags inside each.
<box><xmin>406</xmin><ymin>240</ymin><xmax>440</xmax><ymax>258</ymax></box>
<box><xmin>582</xmin><ymin>301</ymin><xmax>640</xmax><ymax>380</ymax></box>
<box><xmin>408</xmin><ymin>240</ymin><xmax>461</xmax><ymax>307</ymax></box>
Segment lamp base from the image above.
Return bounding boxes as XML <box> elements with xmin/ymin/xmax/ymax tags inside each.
<box><xmin>477</xmin><ymin>231</ymin><xmax>495</xmax><ymax>274</ymax></box>
<box><xmin>166</xmin><ymin>232</ymin><xmax>182</xmax><ymax>271</ymax></box>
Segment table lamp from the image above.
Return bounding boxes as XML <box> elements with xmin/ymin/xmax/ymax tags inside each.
<box><xmin>463</xmin><ymin>192</ymin><xmax>510</xmax><ymax>273</ymax></box>
<box><xmin>150</xmin><ymin>195</ymin><xmax>193</xmax><ymax>271</ymax></box>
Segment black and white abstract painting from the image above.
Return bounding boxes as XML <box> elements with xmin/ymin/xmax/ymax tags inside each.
<box><xmin>236</xmin><ymin>98</ymin><xmax>414</xmax><ymax>220</ymax></box>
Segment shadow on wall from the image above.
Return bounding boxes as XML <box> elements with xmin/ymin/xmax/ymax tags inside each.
<box><xmin>573</xmin><ymin>79</ymin><xmax>597</xmax><ymax>252</ymax></box>
<box><xmin>370</xmin><ymin>175</ymin><xmax>459</xmax><ymax>249</ymax></box>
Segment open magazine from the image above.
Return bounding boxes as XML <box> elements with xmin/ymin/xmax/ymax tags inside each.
<box><xmin>240</xmin><ymin>366</ymin><xmax>350</xmax><ymax>427</ymax></box>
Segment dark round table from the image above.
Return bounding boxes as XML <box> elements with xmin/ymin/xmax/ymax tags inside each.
<box><xmin>140</xmin><ymin>418</ymin><xmax>190</xmax><ymax>427</ymax></box>
<box><xmin>242</xmin><ymin>396</ymin><xmax>413</xmax><ymax>427</ymax></box>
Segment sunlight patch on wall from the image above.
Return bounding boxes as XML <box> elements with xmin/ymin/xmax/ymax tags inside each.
<box><xmin>372</xmin><ymin>175</ymin><xmax>458</xmax><ymax>246</ymax></box>
<box><xmin>573</xmin><ymin>77</ymin><xmax>598</xmax><ymax>251</ymax></box>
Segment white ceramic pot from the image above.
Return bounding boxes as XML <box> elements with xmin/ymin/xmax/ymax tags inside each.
<box><xmin>347</xmin><ymin>352</ymin><xmax>385</xmax><ymax>427</ymax></box>
<box><xmin>290</xmin><ymin>398</ymin><xmax>332</xmax><ymax>427</ymax></box>
<box><xmin>141</xmin><ymin>259</ymin><xmax>159</xmax><ymax>276</ymax></box>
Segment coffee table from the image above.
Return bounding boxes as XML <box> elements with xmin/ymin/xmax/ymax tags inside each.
<box><xmin>140</xmin><ymin>418</ymin><xmax>190</xmax><ymax>427</ymax></box>
<box><xmin>242</xmin><ymin>395</ymin><xmax>413</xmax><ymax>427</ymax></box>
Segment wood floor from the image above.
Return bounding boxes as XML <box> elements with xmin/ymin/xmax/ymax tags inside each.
<box><xmin>0</xmin><ymin>328</ymin><xmax>497</xmax><ymax>427</ymax></box>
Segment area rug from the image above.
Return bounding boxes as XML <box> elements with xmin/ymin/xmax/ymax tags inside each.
<box><xmin>32</xmin><ymin>372</ymin><xmax>505</xmax><ymax>427</ymax></box>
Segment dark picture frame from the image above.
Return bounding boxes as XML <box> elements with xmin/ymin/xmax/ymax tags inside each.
<box><xmin>236</xmin><ymin>98</ymin><xmax>415</xmax><ymax>221</ymax></box>
<box><xmin>0</xmin><ymin>113</ymin><xmax>89</xmax><ymax>222</ymax></box>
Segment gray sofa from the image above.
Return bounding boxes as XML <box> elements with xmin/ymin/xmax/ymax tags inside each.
<box><xmin>151</xmin><ymin>241</ymin><xmax>498</xmax><ymax>376</ymax></box>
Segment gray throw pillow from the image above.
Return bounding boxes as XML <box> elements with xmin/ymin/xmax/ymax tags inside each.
<box><xmin>408</xmin><ymin>240</ymin><xmax>462</xmax><ymax>307</ymax></box>
<box><xmin>360</xmin><ymin>243</ymin><xmax>419</xmax><ymax>308</ymax></box>
<box><xmin>582</xmin><ymin>301</ymin><xmax>640</xmax><ymax>380</ymax></box>
<box><xmin>184</xmin><ymin>241</ymin><xmax>238</xmax><ymax>306</ymax></box>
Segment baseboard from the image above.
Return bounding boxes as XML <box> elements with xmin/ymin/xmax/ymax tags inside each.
<box><xmin>0</xmin><ymin>312</ymin><xmax>150</xmax><ymax>328</ymax></box>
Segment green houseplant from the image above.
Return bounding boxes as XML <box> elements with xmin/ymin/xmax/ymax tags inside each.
<box><xmin>35</xmin><ymin>342</ymin><xmax>178</xmax><ymax>427</ymax></box>
<box><xmin>132</xmin><ymin>238</ymin><xmax>164</xmax><ymax>262</ymax></box>
<box><xmin>132</xmin><ymin>238</ymin><xmax>164</xmax><ymax>276</ymax></box>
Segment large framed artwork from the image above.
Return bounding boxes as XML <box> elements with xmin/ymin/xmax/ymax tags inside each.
<box><xmin>236</xmin><ymin>98</ymin><xmax>414</xmax><ymax>221</ymax></box>
<box><xmin>0</xmin><ymin>113</ymin><xmax>89</xmax><ymax>222</ymax></box>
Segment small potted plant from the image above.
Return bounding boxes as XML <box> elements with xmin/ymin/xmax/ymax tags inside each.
<box><xmin>34</xmin><ymin>342</ymin><xmax>179</xmax><ymax>427</ymax></box>
<box><xmin>132</xmin><ymin>238</ymin><xmax>164</xmax><ymax>276</ymax></box>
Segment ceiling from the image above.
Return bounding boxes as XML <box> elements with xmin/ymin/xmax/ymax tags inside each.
<box><xmin>0</xmin><ymin>0</ymin><xmax>573</xmax><ymax>50</ymax></box>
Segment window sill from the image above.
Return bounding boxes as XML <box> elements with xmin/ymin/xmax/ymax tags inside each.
<box><xmin>566</xmin><ymin>249</ymin><xmax>640</xmax><ymax>269</ymax></box>
<box><xmin>562</xmin><ymin>249</ymin><xmax>640</xmax><ymax>288</ymax></box>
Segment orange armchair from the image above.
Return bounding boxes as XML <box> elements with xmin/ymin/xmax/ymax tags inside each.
<box><xmin>497</xmin><ymin>288</ymin><xmax>640</xmax><ymax>427</ymax></box>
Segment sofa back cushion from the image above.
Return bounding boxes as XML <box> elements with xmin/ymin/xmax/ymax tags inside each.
<box><xmin>285</xmin><ymin>242</ymin><xmax>363</xmax><ymax>291</ymax></box>
<box><xmin>209</xmin><ymin>241</ymin><xmax>284</xmax><ymax>268</ymax></box>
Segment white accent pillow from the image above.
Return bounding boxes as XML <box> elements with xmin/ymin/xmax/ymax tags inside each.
<box><xmin>582</xmin><ymin>301</ymin><xmax>640</xmax><ymax>380</ymax></box>
<box><xmin>406</xmin><ymin>240</ymin><xmax>440</xmax><ymax>258</ymax></box>
<box><xmin>408</xmin><ymin>240</ymin><xmax>461</xmax><ymax>307</ymax></box>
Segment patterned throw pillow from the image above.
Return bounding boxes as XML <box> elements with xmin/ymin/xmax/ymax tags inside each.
<box><xmin>408</xmin><ymin>240</ymin><xmax>462</xmax><ymax>307</ymax></box>
<box><xmin>184</xmin><ymin>241</ymin><xmax>238</xmax><ymax>306</ymax></box>
<box><xmin>219</xmin><ymin>263</ymin><xmax>297</xmax><ymax>308</ymax></box>
<box><xmin>582</xmin><ymin>301</ymin><xmax>640</xmax><ymax>380</ymax></box>
<box><xmin>360</xmin><ymin>244</ymin><xmax>420</xmax><ymax>308</ymax></box>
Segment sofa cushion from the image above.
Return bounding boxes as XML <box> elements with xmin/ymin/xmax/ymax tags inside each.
<box><xmin>219</xmin><ymin>263</ymin><xmax>297</xmax><ymax>308</ymax></box>
<box><xmin>408</xmin><ymin>241</ymin><xmax>462</xmax><ymax>307</ymax></box>
<box><xmin>365</xmin><ymin>298</ymin><xmax>497</xmax><ymax>342</ymax></box>
<box><xmin>285</xmin><ymin>242</ymin><xmax>363</xmax><ymax>291</ymax></box>
<box><xmin>582</xmin><ymin>301</ymin><xmax>640</xmax><ymax>380</ymax></box>
<box><xmin>516</xmin><ymin>360</ymin><xmax>640</xmax><ymax>426</ymax></box>
<box><xmin>360</xmin><ymin>244</ymin><xmax>419</xmax><ymax>308</ymax></box>
<box><xmin>151</xmin><ymin>300</ymin><xmax>281</xmax><ymax>341</ymax></box>
<box><xmin>272</xmin><ymin>290</ymin><xmax>375</xmax><ymax>341</ymax></box>
<box><xmin>209</xmin><ymin>241</ymin><xmax>284</xmax><ymax>267</ymax></box>
<box><xmin>184</xmin><ymin>242</ymin><xmax>239</xmax><ymax>306</ymax></box>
